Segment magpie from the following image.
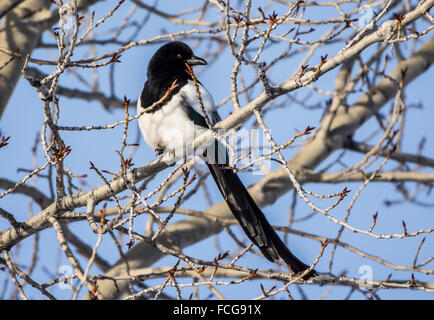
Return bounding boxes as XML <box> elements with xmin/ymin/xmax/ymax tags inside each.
<box><xmin>137</xmin><ymin>41</ymin><xmax>317</xmax><ymax>278</ymax></box>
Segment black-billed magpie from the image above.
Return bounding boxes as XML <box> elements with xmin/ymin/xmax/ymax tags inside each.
<box><xmin>137</xmin><ymin>41</ymin><xmax>317</xmax><ymax>278</ymax></box>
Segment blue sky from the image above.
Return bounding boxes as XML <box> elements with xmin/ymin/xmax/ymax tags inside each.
<box><xmin>1</xmin><ymin>1</ymin><xmax>433</xmax><ymax>299</ymax></box>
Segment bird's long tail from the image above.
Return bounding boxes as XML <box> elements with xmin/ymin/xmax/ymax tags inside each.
<box><xmin>206</xmin><ymin>162</ymin><xmax>317</xmax><ymax>278</ymax></box>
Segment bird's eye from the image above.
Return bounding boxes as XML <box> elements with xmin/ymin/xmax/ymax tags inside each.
<box><xmin>177</xmin><ymin>54</ymin><xmax>183</xmax><ymax>59</ymax></box>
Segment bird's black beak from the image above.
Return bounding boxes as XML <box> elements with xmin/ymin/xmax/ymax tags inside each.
<box><xmin>186</xmin><ymin>55</ymin><xmax>207</xmax><ymax>66</ymax></box>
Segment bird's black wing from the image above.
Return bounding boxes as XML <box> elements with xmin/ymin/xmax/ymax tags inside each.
<box><xmin>191</xmin><ymin>103</ymin><xmax>317</xmax><ymax>277</ymax></box>
<box><xmin>154</xmin><ymin>79</ymin><xmax>317</xmax><ymax>278</ymax></box>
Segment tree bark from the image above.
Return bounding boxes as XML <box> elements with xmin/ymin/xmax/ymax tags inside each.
<box><xmin>90</xmin><ymin>36</ymin><xmax>434</xmax><ymax>299</ymax></box>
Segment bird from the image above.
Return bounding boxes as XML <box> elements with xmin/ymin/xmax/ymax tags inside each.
<box><xmin>137</xmin><ymin>41</ymin><xmax>317</xmax><ymax>278</ymax></box>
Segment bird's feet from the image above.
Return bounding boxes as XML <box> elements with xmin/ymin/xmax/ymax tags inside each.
<box><xmin>154</xmin><ymin>145</ymin><xmax>165</xmax><ymax>156</ymax></box>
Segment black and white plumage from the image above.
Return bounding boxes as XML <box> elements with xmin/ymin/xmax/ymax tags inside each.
<box><xmin>137</xmin><ymin>41</ymin><xmax>317</xmax><ymax>278</ymax></box>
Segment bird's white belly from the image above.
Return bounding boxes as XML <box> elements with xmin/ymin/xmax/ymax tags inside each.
<box><xmin>137</xmin><ymin>95</ymin><xmax>207</xmax><ymax>158</ymax></box>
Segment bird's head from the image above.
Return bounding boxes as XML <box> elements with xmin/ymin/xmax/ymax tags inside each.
<box><xmin>147</xmin><ymin>41</ymin><xmax>207</xmax><ymax>78</ymax></box>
